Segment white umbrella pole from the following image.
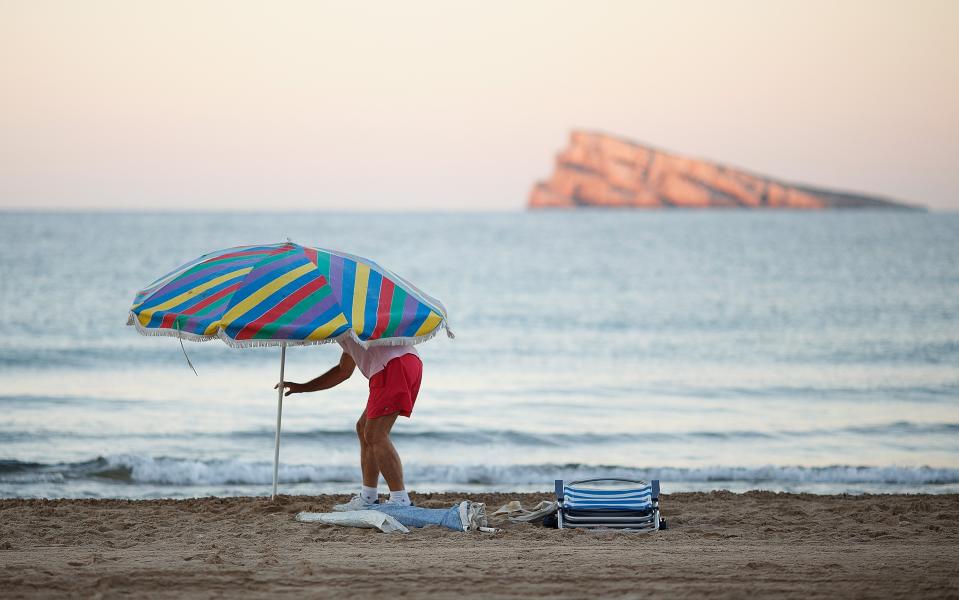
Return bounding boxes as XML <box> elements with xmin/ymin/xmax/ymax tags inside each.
<box><xmin>271</xmin><ymin>343</ymin><xmax>287</xmax><ymax>501</ymax></box>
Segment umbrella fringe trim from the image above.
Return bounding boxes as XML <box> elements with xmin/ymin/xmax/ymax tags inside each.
<box><xmin>128</xmin><ymin>314</ymin><xmax>221</xmax><ymax>344</ymax></box>
<box><xmin>127</xmin><ymin>311</ymin><xmax>453</xmax><ymax>349</ymax></box>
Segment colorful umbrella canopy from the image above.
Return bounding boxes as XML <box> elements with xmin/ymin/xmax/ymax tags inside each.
<box><xmin>128</xmin><ymin>242</ymin><xmax>451</xmax><ymax>347</ymax></box>
<box><xmin>127</xmin><ymin>241</ymin><xmax>451</xmax><ymax>499</ymax></box>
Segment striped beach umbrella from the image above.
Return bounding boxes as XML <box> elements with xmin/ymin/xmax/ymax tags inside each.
<box><xmin>127</xmin><ymin>241</ymin><xmax>451</xmax><ymax>498</ymax></box>
<box><xmin>129</xmin><ymin>242</ymin><xmax>450</xmax><ymax>347</ymax></box>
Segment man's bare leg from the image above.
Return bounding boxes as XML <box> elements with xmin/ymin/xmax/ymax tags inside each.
<box><xmin>356</xmin><ymin>411</ymin><xmax>380</xmax><ymax>488</ymax></box>
<box><xmin>363</xmin><ymin>412</ymin><xmax>404</xmax><ymax>491</ymax></box>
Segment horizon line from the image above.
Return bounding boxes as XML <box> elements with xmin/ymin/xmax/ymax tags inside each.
<box><xmin>1</xmin><ymin>207</ymin><xmax>953</xmax><ymax>214</ymax></box>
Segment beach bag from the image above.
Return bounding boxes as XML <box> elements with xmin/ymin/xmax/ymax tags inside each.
<box><xmin>554</xmin><ymin>478</ymin><xmax>663</xmax><ymax>531</ymax></box>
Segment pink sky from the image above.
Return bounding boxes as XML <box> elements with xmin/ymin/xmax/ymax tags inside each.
<box><xmin>2</xmin><ymin>0</ymin><xmax>957</xmax><ymax>210</ymax></box>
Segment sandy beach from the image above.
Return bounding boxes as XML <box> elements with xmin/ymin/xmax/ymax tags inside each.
<box><xmin>1</xmin><ymin>491</ymin><xmax>957</xmax><ymax>599</ymax></box>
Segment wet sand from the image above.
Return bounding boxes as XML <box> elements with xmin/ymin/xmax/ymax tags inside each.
<box><xmin>1</xmin><ymin>492</ymin><xmax>957</xmax><ymax>599</ymax></box>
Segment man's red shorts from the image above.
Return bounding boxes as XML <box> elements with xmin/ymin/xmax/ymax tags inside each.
<box><xmin>366</xmin><ymin>353</ymin><xmax>422</xmax><ymax>419</ymax></box>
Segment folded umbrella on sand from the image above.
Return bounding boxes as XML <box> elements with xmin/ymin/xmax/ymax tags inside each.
<box><xmin>128</xmin><ymin>241</ymin><xmax>451</xmax><ymax>498</ymax></box>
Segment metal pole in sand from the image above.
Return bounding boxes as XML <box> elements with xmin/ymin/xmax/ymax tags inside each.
<box><xmin>271</xmin><ymin>343</ymin><xmax>286</xmax><ymax>501</ymax></box>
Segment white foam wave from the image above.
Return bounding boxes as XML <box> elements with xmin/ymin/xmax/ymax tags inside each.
<box><xmin>98</xmin><ymin>455</ymin><xmax>959</xmax><ymax>486</ymax></box>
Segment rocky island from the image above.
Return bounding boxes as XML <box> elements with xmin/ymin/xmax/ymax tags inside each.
<box><xmin>529</xmin><ymin>131</ymin><xmax>918</xmax><ymax>210</ymax></box>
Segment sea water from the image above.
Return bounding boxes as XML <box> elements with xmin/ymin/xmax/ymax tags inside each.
<box><xmin>0</xmin><ymin>211</ymin><xmax>957</xmax><ymax>498</ymax></box>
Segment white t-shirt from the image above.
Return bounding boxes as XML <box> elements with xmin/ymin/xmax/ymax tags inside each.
<box><xmin>337</xmin><ymin>336</ymin><xmax>418</xmax><ymax>379</ymax></box>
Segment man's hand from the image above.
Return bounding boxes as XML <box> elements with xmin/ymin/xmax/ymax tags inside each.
<box><xmin>275</xmin><ymin>381</ymin><xmax>306</xmax><ymax>396</ymax></box>
<box><xmin>273</xmin><ymin>354</ymin><xmax>355</xmax><ymax>397</ymax></box>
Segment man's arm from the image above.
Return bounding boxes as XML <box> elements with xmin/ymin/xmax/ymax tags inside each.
<box><xmin>276</xmin><ymin>352</ymin><xmax>356</xmax><ymax>396</ymax></box>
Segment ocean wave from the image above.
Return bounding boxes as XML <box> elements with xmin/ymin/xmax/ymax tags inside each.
<box><xmin>2</xmin><ymin>456</ymin><xmax>957</xmax><ymax>487</ymax></box>
<box><xmin>3</xmin><ymin>421</ymin><xmax>957</xmax><ymax>446</ymax></box>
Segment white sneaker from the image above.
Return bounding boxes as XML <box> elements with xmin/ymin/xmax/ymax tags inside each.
<box><xmin>457</xmin><ymin>501</ymin><xmax>488</xmax><ymax>532</ymax></box>
<box><xmin>380</xmin><ymin>499</ymin><xmax>413</xmax><ymax>507</ymax></box>
<box><xmin>332</xmin><ymin>495</ymin><xmax>378</xmax><ymax>511</ymax></box>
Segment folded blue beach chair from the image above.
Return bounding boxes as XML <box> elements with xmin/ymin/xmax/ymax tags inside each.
<box><xmin>554</xmin><ymin>478</ymin><xmax>662</xmax><ymax>531</ymax></box>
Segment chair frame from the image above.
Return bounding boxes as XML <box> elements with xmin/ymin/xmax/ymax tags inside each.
<box><xmin>555</xmin><ymin>477</ymin><xmax>661</xmax><ymax>531</ymax></box>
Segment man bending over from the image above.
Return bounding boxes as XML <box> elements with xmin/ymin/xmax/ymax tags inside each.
<box><xmin>278</xmin><ymin>336</ymin><xmax>422</xmax><ymax>509</ymax></box>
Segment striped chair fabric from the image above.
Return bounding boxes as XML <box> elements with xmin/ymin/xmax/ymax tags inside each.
<box><xmin>555</xmin><ymin>478</ymin><xmax>662</xmax><ymax>531</ymax></box>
